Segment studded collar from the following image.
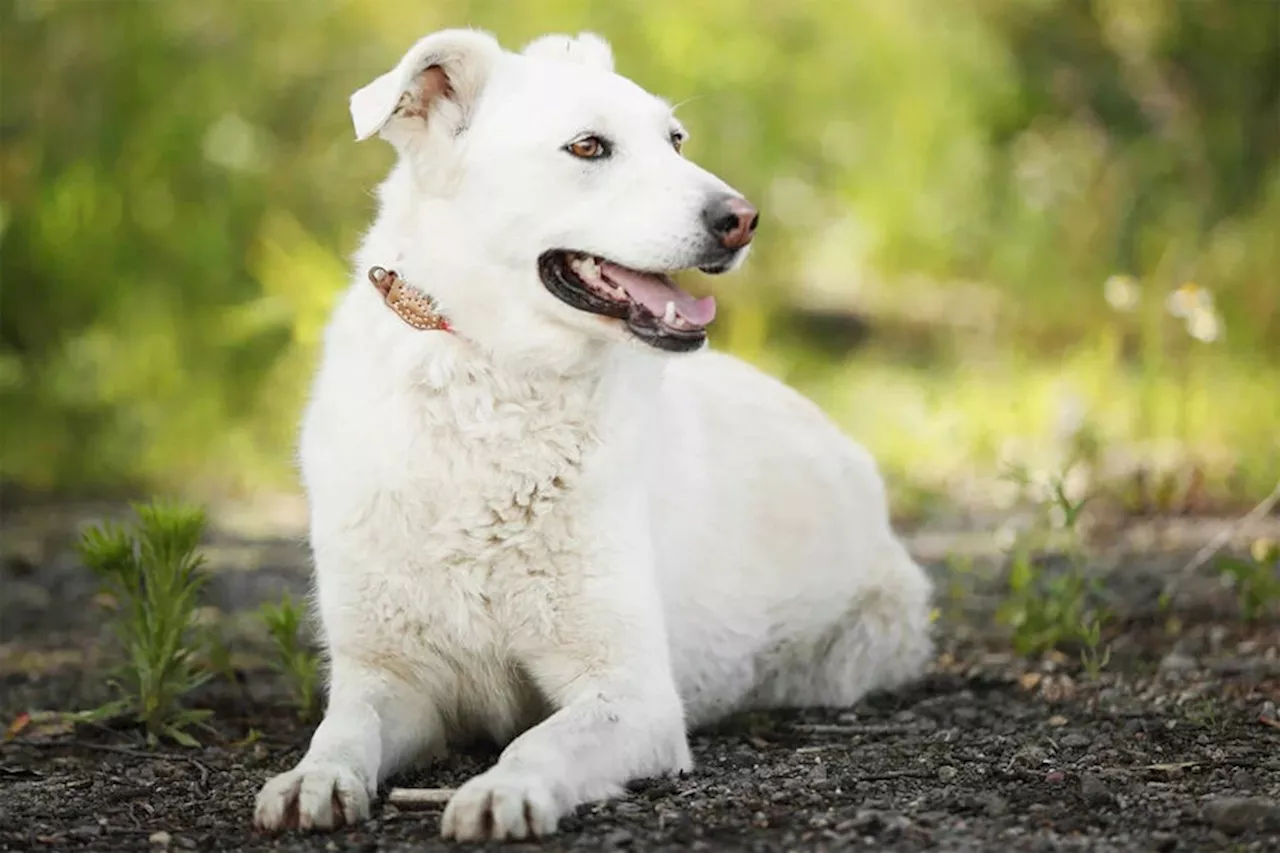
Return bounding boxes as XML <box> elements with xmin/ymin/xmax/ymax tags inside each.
<box><xmin>367</xmin><ymin>266</ymin><xmax>453</xmax><ymax>333</ymax></box>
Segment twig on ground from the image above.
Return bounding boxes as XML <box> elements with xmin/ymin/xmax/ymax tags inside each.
<box><xmin>387</xmin><ymin>787</ymin><xmax>457</xmax><ymax>808</ymax></box>
<box><xmin>790</xmin><ymin>723</ymin><xmax>928</xmax><ymax>736</ymax></box>
<box><xmin>849</xmin><ymin>770</ymin><xmax>933</xmax><ymax>782</ymax></box>
<box><xmin>1172</xmin><ymin>479</ymin><xmax>1280</xmax><ymax>585</ymax></box>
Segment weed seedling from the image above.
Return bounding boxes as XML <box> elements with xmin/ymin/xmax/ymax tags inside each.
<box><xmin>1217</xmin><ymin>538</ymin><xmax>1280</xmax><ymax>623</ymax></box>
<box><xmin>76</xmin><ymin>500</ymin><xmax>213</xmax><ymax>746</ymax></box>
<box><xmin>1078</xmin><ymin>616</ymin><xmax>1112</xmax><ymax>680</ymax></box>
<box><xmin>260</xmin><ymin>592</ymin><xmax>321</xmax><ymax>721</ymax></box>
<box><xmin>995</xmin><ymin>463</ymin><xmax>1113</xmax><ymax>673</ymax></box>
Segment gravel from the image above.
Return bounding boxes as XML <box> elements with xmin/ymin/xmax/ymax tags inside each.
<box><xmin>1</xmin><ymin>503</ymin><xmax>1278</xmax><ymax>851</ymax></box>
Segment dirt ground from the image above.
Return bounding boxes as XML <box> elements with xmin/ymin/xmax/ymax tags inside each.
<box><xmin>1</xmin><ymin>501</ymin><xmax>1278</xmax><ymax>852</ymax></box>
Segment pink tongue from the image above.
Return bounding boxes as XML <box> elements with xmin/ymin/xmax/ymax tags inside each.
<box><xmin>600</xmin><ymin>262</ymin><xmax>717</xmax><ymax>326</ymax></box>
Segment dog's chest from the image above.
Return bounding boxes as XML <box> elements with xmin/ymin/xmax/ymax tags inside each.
<box><xmin>305</xmin><ymin>358</ymin><xmax>607</xmax><ymax>649</ymax></box>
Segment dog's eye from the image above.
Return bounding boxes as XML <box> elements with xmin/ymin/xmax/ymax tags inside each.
<box><xmin>670</xmin><ymin>132</ymin><xmax>685</xmax><ymax>154</ymax></box>
<box><xmin>565</xmin><ymin>135</ymin><xmax>610</xmax><ymax>160</ymax></box>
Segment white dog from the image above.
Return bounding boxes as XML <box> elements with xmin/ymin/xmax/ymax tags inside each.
<box><xmin>254</xmin><ymin>28</ymin><xmax>933</xmax><ymax>842</ymax></box>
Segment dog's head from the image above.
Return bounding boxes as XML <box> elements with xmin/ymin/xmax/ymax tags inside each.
<box><xmin>351</xmin><ymin>29</ymin><xmax>758</xmax><ymax>358</ymax></box>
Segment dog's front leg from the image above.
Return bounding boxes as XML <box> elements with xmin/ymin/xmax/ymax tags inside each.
<box><xmin>440</xmin><ymin>578</ymin><xmax>690</xmax><ymax>841</ymax></box>
<box><xmin>254</xmin><ymin>657</ymin><xmax>442</xmax><ymax>831</ymax></box>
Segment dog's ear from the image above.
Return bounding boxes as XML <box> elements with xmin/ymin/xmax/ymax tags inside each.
<box><xmin>349</xmin><ymin>28</ymin><xmax>502</xmax><ymax>142</ymax></box>
<box><xmin>521</xmin><ymin>32</ymin><xmax>614</xmax><ymax>73</ymax></box>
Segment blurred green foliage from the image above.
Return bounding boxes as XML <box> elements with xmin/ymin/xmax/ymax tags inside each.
<box><xmin>1</xmin><ymin>0</ymin><xmax>1277</xmax><ymax>506</ymax></box>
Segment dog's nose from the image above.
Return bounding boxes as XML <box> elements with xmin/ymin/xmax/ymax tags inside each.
<box><xmin>702</xmin><ymin>194</ymin><xmax>759</xmax><ymax>250</ymax></box>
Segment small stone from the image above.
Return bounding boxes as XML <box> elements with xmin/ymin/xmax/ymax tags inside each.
<box><xmin>981</xmin><ymin>794</ymin><xmax>1009</xmax><ymax>817</ymax></box>
<box><xmin>148</xmin><ymin>831</ymin><xmax>172</xmax><ymax>848</ymax></box>
<box><xmin>603</xmin><ymin>829</ymin><xmax>634</xmax><ymax>847</ymax></box>
<box><xmin>1159</xmin><ymin>652</ymin><xmax>1197</xmax><ymax>673</ymax></box>
<box><xmin>1061</xmin><ymin>733</ymin><xmax>1091</xmax><ymax>748</ymax></box>
<box><xmin>937</xmin><ymin>765</ymin><xmax>958</xmax><ymax>782</ymax></box>
<box><xmin>1045</xmin><ymin>770</ymin><xmax>1065</xmax><ymax>784</ymax></box>
<box><xmin>1047</xmin><ymin>714</ymin><xmax>1068</xmax><ymax>727</ymax></box>
<box><xmin>1080</xmin><ymin>772</ymin><xmax>1112</xmax><ymax>806</ymax></box>
<box><xmin>1201</xmin><ymin>796</ymin><xmax>1280</xmax><ymax>835</ymax></box>
<box><xmin>1259</xmin><ymin>700</ymin><xmax>1278</xmax><ymax>723</ymax></box>
<box><xmin>1231</xmin><ymin>768</ymin><xmax>1253</xmax><ymax>791</ymax></box>
<box><xmin>853</xmin><ymin>810</ymin><xmax>885</xmax><ymax>834</ymax></box>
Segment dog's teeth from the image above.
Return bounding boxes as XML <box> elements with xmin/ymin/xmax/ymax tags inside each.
<box><xmin>662</xmin><ymin>301</ymin><xmax>677</xmax><ymax>325</ymax></box>
<box><xmin>577</xmin><ymin>257</ymin><xmax>600</xmax><ymax>280</ymax></box>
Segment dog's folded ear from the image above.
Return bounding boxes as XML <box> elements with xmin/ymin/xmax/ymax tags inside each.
<box><xmin>521</xmin><ymin>32</ymin><xmax>614</xmax><ymax>73</ymax></box>
<box><xmin>350</xmin><ymin>28</ymin><xmax>502</xmax><ymax>143</ymax></box>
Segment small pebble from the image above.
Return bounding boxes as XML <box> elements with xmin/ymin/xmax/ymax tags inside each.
<box><xmin>1231</xmin><ymin>768</ymin><xmax>1253</xmax><ymax>791</ymax></box>
<box><xmin>1159</xmin><ymin>652</ymin><xmax>1197</xmax><ymax>673</ymax></box>
<box><xmin>937</xmin><ymin>765</ymin><xmax>958</xmax><ymax>782</ymax></box>
<box><xmin>603</xmin><ymin>828</ymin><xmax>634</xmax><ymax>847</ymax></box>
<box><xmin>148</xmin><ymin>831</ymin><xmax>172</xmax><ymax>848</ymax></box>
<box><xmin>1080</xmin><ymin>772</ymin><xmax>1112</xmax><ymax>806</ymax></box>
<box><xmin>1259</xmin><ymin>700</ymin><xmax>1278</xmax><ymax>723</ymax></box>
<box><xmin>981</xmin><ymin>794</ymin><xmax>1009</xmax><ymax>817</ymax></box>
<box><xmin>1045</xmin><ymin>770</ymin><xmax>1065</xmax><ymax>784</ymax></box>
<box><xmin>853</xmin><ymin>810</ymin><xmax>885</xmax><ymax>834</ymax></box>
<box><xmin>1061</xmin><ymin>733</ymin><xmax>1091</xmax><ymax>748</ymax></box>
<box><xmin>1201</xmin><ymin>796</ymin><xmax>1280</xmax><ymax>835</ymax></box>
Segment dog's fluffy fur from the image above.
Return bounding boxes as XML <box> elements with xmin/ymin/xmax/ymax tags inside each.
<box><xmin>254</xmin><ymin>28</ymin><xmax>933</xmax><ymax>841</ymax></box>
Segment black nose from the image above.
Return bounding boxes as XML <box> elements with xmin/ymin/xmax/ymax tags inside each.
<box><xmin>702</xmin><ymin>194</ymin><xmax>759</xmax><ymax>250</ymax></box>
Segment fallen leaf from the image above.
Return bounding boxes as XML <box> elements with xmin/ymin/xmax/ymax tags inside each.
<box><xmin>4</xmin><ymin>712</ymin><xmax>31</xmax><ymax>741</ymax></box>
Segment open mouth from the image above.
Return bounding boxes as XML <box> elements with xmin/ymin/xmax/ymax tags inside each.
<box><xmin>538</xmin><ymin>251</ymin><xmax>719</xmax><ymax>353</ymax></box>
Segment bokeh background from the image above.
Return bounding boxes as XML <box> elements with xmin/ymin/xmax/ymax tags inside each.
<box><xmin>2</xmin><ymin>0</ymin><xmax>1278</xmax><ymax>520</ymax></box>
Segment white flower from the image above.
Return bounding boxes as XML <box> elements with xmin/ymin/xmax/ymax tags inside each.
<box><xmin>1166</xmin><ymin>282</ymin><xmax>1212</xmax><ymax>319</ymax></box>
<box><xmin>1104</xmin><ymin>275</ymin><xmax>1138</xmax><ymax>312</ymax></box>
<box><xmin>1186</xmin><ymin>309</ymin><xmax>1221</xmax><ymax>343</ymax></box>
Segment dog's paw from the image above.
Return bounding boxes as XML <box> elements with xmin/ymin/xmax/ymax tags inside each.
<box><xmin>440</xmin><ymin>768</ymin><xmax>561</xmax><ymax>841</ymax></box>
<box><xmin>254</xmin><ymin>762</ymin><xmax>371</xmax><ymax>832</ymax></box>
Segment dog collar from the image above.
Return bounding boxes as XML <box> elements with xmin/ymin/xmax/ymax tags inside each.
<box><xmin>368</xmin><ymin>266</ymin><xmax>453</xmax><ymax>333</ymax></box>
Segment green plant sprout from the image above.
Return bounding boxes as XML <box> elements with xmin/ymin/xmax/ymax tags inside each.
<box><xmin>260</xmin><ymin>592</ymin><xmax>321</xmax><ymax>721</ymax></box>
<box><xmin>75</xmin><ymin>500</ymin><xmax>214</xmax><ymax>746</ymax></box>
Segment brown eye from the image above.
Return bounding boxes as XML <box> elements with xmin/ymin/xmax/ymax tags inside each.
<box><xmin>566</xmin><ymin>135</ymin><xmax>609</xmax><ymax>160</ymax></box>
<box><xmin>671</xmin><ymin>133</ymin><xmax>684</xmax><ymax>154</ymax></box>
